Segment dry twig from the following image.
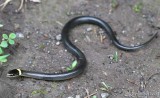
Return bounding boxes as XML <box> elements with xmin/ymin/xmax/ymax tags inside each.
<box><xmin>84</xmin><ymin>89</ymin><xmax>97</xmax><ymax>98</ymax></box>
<box><xmin>0</xmin><ymin>0</ymin><xmax>27</xmax><ymax>12</ymax></box>
<box><xmin>16</xmin><ymin>0</ymin><xmax>25</xmax><ymax>12</ymax></box>
<box><xmin>0</xmin><ymin>0</ymin><xmax>12</xmax><ymax>10</ymax></box>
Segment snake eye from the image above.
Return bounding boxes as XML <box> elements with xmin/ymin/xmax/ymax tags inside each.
<box><xmin>7</xmin><ymin>69</ymin><xmax>21</xmax><ymax>77</ymax></box>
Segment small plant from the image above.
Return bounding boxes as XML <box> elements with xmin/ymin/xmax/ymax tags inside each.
<box><xmin>51</xmin><ymin>82</ymin><xmax>58</xmax><ymax>89</ymax></box>
<box><xmin>0</xmin><ymin>33</ymin><xmax>16</xmax><ymax>63</ymax></box>
<box><xmin>111</xmin><ymin>0</ymin><xmax>119</xmax><ymax>9</ymax></box>
<box><xmin>113</xmin><ymin>51</ymin><xmax>118</xmax><ymax>62</ymax></box>
<box><xmin>31</xmin><ymin>89</ymin><xmax>48</xmax><ymax>95</ymax></box>
<box><xmin>0</xmin><ymin>54</ymin><xmax>10</xmax><ymax>63</ymax></box>
<box><xmin>100</xmin><ymin>82</ymin><xmax>112</xmax><ymax>91</ymax></box>
<box><xmin>133</xmin><ymin>2</ymin><xmax>143</xmax><ymax>13</ymax></box>
<box><xmin>92</xmin><ymin>95</ymin><xmax>97</xmax><ymax>98</ymax></box>
<box><xmin>66</xmin><ymin>60</ymin><xmax>78</xmax><ymax>71</ymax></box>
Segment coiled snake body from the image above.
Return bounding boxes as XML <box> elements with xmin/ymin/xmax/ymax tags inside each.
<box><xmin>7</xmin><ymin>16</ymin><xmax>157</xmax><ymax>81</ymax></box>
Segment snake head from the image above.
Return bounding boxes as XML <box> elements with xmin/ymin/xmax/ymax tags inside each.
<box><xmin>7</xmin><ymin>69</ymin><xmax>22</xmax><ymax>77</ymax></box>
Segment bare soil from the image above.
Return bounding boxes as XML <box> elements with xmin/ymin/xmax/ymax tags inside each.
<box><xmin>0</xmin><ymin>0</ymin><xmax>160</xmax><ymax>98</ymax></box>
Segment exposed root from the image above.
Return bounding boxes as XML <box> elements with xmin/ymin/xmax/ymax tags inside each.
<box><xmin>16</xmin><ymin>0</ymin><xmax>24</xmax><ymax>12</ymax></box>
<box><xmin>0</xmin><ymin>0</ymin><xmax>26</xmax><ymax>12</ymax></box>
<box><xmin>0</xmin><ymin>0</ymin><xmax>12</xmax><ymax>10</ymax></box>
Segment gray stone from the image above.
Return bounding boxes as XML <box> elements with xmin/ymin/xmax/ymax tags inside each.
<box><xmin>56</xmin><ymin>41</ymin><xmax>60</xmax><ymax>46</ymax></box>
<box><xmin>56</xmin><ymin>34</ymin><xmax>62</xmax><ymax>41</ymax></box>
<box><xmin>75</xmin><ymin>95</ymin><xmax>81</xmax><ymax>98</ymax></box>
<box><xmin>101</xmin><ymin>93</ymin><xmax>110</xmax><ymax>98</ymax></box>
<box><xmin>86</xmin><ymin>27</ymin><xmax>92</xmax><ymax>32</ymax></box>
<box><xmin>16</xmin><ymin>33</ymin><xmax>24</xmax><ymax>38</ymax></box>
<box><xmin>67</xmin><ymin>97</ymin><xmax>74</xmax><ymax>98</ymax></box>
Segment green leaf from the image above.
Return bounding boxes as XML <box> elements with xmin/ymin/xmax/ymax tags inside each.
<box><xmin>113</xmin><ymin>51</ymin><xmax>118</xmax><ymax>62</ymax></box>
<box><xmin>101</xmin><ymin>82</ymin><xmax>108</xmax><ymax>88</ymax></box>
<box><xmin>31</xmin><ymin>90</ymin><xmax>39</xmax><ymax>95</ymax></box>
<box><xmin>100</xmin><ymin>87</ymin><xmax>107</xmax><ymax>91</ymax></box>
<box><xmin>71</xmin><ymin>60</ymin><xmax>78</xmax><ymax>68</ymax></box>
<box><xmin>133</xmin><ymin>2</ymin><xmax>143</xmax><ymax>13</ymax></box>
<box><xmin>8</xmin><ymin>39</ymin><xmax>15</xmax><ymax>45</ymax></box>
<box><xmin>0</xmin><ymin>58</ymin><xmax>7</xmax><ymax>62</ymax></box>
<box><xmin>0</xmin><ymin>54</ymin><xmax>10</xmax><ymax>60</ymax></box>
<box><xmin>9</xmin><ymin>33</ymin><xmax>16</xmax><ymax>39</ymax></box>
<box><xmin>0</xmin><ymin>48</ymin><xmax>3</xmax><ymax>54</ymax></box>
<box><xmin>100</xmin><ymin>82</ymin><xmax>112</xmax><ymax>91</ymax></box>
<box><xmin>66</xmin><ymin>60</ymin><xmax>78</xmax><ymax>71</ymax></box>
<box><xmin>111</xmin><ymin>0</ymin><xmax>119</xmax><ymax>8</ymax></box>
<box><xmin>66</xmin><ymin>67</ymin><xmax>72</xmax><ymax>71</ymax></box>
<box><xmin>0</xmin><ymin>41</ymin><xmax>8</xmax><ymax>48</ymax></box>
<box><xmin>2</xmin><ymin>34</ymin><xmax>8</xmax><ymax>39</ymax></box>
<box><xmin>31</xmin><ymin>89</ymin><xmax>47</xmax><ymax>95</ymax></box>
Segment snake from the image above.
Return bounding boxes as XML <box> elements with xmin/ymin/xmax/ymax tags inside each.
<box><xmin>7</xmin><ymin>16</ymin><xmax>157</xmax><ymax>81</ymax></box>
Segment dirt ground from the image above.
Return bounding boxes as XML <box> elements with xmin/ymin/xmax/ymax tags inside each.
<box><xmin>0</xmin><ymin>0</ymin><xmax>160</xmax><ymax>98</ymax></box>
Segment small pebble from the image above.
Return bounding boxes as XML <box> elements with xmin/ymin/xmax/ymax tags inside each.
<box><xmin>108</xmin><ymin>55</ymin><xmax>113</xmax><ymax>60</ymax></box>
<box><xmin>86</xmin><ymin>27</ymin><xmax>92</xmax><ymax>32</ymax></box>
<box><xmin>46</xmin><ymin>88</ymin><xmax>51</xmax><ymax>92</ymax></box>
<box><xmin>77</xmin><ymin>11</ymin><xmax>82</xmax><ymax>15</ymax></box>
<box><xmin>48</xmin><ymin>40</ymin><xmax>51</xmax><ymax>43</ymax></box>
<box><xmin>16</xmin><ymin>33</ymin><xmax>24</xmax><ymax>38</ymax></box>
<box><xmin>0</xmin><ymin>24</ymin><xmax>3</xmax><ymax>28</ymax></box>
<box><xmin>34</xmin><ymin>44</ymin><xmax>38</xmax><ymax>47</ymax></box>
<box><xmin>28</xmin><ymin>61</ymin><xmax>32</xmax><ymax>64</ymax></box>
<box><xmin>137</xmin><ymin>42</ymin><xmax>140</xmax><ymax>45</ymax></box>
<box><xmin>39</xmin><ymin>32</ymin><xmax>44</xmax><ymax>34</ymax></box>
<box><xmin>142</xmin><ymin>14</ymin><xmax>147</xmax><ymax>18</ymax></box>
<box><xmin>74</xmin><ymin>39</ymin><xmax>78</xmax><ymax>43</ymax></box>
<box><xmin>96</xmin><ymin>4</ymin><xmax>100</xmax><ymax>7</ymax></box>
<box><xmin>138</xmin><ymin>23</ymin><xmax>142</xmax><ymax>26</ymax></box>
<box><xmin>122</xmin><ymin>30</ymin><xmax>126</xmax><ymax>34</ymax></box>
<box><xmin>99</xmin><ymin>30</ymin><xmax>104</xmax><ymax>34</ymax></box>
<box><xmin>46</xmin><ymin>42</ymin><xmax>50</xmax><ymax>45</ymax></box>
<box><xmin>141</xmin><ymin>36</ymin><xmax>144</xmax><ymax>39</ymax></box>
<box><xmin>75</xmin><ymin>95</ymin><xmax>81</xmax><ymax>98</ymax></box>
<box><xmin>109</xmin><ymin>61</ymin><xmax>113</xmax><ymax>64</ymax></box>
<box><xmin>67</xmin><ymin>11</ymin><xmax>75</xmax><ymax>16</ymax></box>
<box><xmin>67</xmin><ymin>97</ymin><xmax>74</xmax><ymax>98</ymax></box>
<box><xmin>14</xmin><ymin>23</ymin><xmax>20</xmax><ymax>29</ymax></box>
<box><xmin>130</xmin><ymin>44</ymin><xmax>134</xmax><ymax>47</ymax></box>
<box><xmin>101</xmin><ymin>93</ymin><xmax>110</xmax><ymax>98</ymax></box>
<box><xmin>30</xmin><ymin>0</ymin><xmax>41</xmax><ymax>3</ymax></box>
<box><xmin>56</xmin><ymin>34</ymin><xmax>62</xmax><ymax>41</ymax></box>
<box><xmin>70</xmin><ymin>12</ymin><xmax>75</xmax><ymax>15</ymax></box>
<box><xmin>36</xmin><ymin>31</ymin><xmax>39</xmax><ymax>34</ymax></box>
<box><xmin>56</xmin><ymin>41</ymin><xmax>60</xmax><ymax>46</ymax></box>
<box><xmin>26</xmin><ymin>36</ymin><xmax>30</xmax><ymax>39</ymax></box>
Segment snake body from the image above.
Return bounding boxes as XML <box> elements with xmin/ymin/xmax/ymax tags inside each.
<box><xmin>7</xmin><ymin>16</ymin><xmax>157</xmax><ymax>81</ymax></box>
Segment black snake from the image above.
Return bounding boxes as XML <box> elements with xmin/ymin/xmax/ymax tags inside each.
<box><xmin>7</xmin><ymin>16</ymin><xmax>157</xmax><ymax>81</ymax></box>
